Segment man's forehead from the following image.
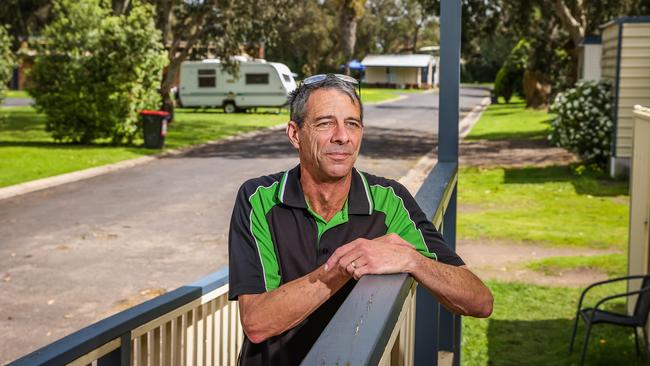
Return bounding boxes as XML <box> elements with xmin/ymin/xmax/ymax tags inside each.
<box><xmin>304</xmin><ymin>88</ymin><xmax>361</xmax><ymax>119</ymax></box>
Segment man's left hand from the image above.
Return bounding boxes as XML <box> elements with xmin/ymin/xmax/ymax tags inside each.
<box><xmin>324</xmin><ymin>233</ymin><xmax>417</xmax><ymax>280</ymax></box>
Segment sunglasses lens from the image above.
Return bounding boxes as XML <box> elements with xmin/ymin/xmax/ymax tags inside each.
<box><xmin>303</xmin><ymin>74</ymin><xmax>327</xmax><ymax>85</ymax></box>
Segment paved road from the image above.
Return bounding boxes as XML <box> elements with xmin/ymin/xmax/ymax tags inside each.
<box><xmin>1</xmin><ymin>98</ymin><xmax>33</xmax><ymax>107</ymax></box>
<box><xmin>0</xmin><ymin>87</ymin><xmax>488</xmax><ymax>363</ymax></box>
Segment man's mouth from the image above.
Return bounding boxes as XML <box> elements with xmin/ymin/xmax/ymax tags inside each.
<box><xmin>326</xmin><ymin>152</ymin><xmax>352</xmax><ymax>161</ymax></box>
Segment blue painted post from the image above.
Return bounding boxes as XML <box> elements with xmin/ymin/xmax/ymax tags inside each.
<box><xmin>438</xmin><ymin>0</ymin><xmax>461</xmax><ymax>362</ymax></box>
<box><xmin>414</xmin><ymin>0</ymin><xmax>461</xmax><ymax>365</ymax></box>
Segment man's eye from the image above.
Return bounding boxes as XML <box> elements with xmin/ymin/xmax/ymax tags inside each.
<box><xmin>316</xmin><ymin>121</ymin><xmax>334</xmax><ymax>128</ymax></box>
<box><xmin>346</xmin><ymin>121</ymin><xmax>361</xmax><ymax>128</ymax></box>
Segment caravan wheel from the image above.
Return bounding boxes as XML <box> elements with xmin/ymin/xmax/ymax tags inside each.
<box><xmin>223</xmin><ymin>102</ymin><xmax>236</xmax><ymax>114</ymax></box>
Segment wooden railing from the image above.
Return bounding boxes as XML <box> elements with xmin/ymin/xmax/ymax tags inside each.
<box><xmin>302</xmin><ymin>162</ymin><xmax>459</xmax><ymax>366</ymax></box>
<box><xmin>9</xmin><ymin>268</ymin><xmax>243</xmax><ymax>366</ymax></box>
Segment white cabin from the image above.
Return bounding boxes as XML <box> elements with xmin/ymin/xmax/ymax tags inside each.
<box><xmin>178</xmin><ymin>58</ymin><xmax>297</xmax><ymax>112</ymax></box>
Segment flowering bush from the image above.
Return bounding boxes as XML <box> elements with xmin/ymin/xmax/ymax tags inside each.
<box><xmin>549</xmin><ymin>80</ymin><xmax>613</xmax><ymax>168</ymax></box>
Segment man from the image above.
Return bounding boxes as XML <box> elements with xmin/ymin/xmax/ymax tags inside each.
<box><xmin>228</xmin><ymin>74</ymin><xmax>493</xmax><ymax>365</ymax></box>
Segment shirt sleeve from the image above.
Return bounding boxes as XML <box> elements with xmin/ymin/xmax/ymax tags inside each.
<box><xmin>228</xmin><ymin>184</ymin><xmax>268</xmax><ymax>301</ymax></box>
<box><xmin>390</xmin><ymin>182</ymin><xmax>465</xmax><ymax>267</ymax></box>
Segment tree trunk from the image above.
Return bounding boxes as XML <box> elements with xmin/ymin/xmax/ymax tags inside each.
<box><xmin>523</xmin><ymin>69</ymin><xmax>551</xmax><ymax>109</ymax></box>
<box><xmin>340</xmin><ymin>11</ymin><xmax>357</xmax><ymax>75</ymax></box>
<box><xmin>159</xmin><ymin>0</ymin><xmax>215</xmax><ymax>116</ymax></box>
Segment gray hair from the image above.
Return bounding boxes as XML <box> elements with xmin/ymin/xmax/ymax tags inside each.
<box><xmin>288</xmin><ymin>76</ymin><xmax>363</xmax><ymax>128</ymax></box>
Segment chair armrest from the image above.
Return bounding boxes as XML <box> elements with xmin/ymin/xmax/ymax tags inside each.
<box><xmin>576</xmin><ymin>275</ymin><xmax>649</xmax><ymax>314</ymax></box>
<box><xmin>587</xmin><ymin>285</ymin><xmax>650</xmax><ymax>322</ymax></box>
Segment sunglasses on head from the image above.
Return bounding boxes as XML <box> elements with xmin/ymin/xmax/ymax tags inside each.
<box><xmin>301</xmin><ymin>73</ymin><xmax>361</xmax><ymax>96</ymax></box>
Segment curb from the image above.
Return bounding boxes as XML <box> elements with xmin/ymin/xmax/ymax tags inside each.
<box><xmin>398</xmin><ymin>96</ymin><xmax>491</xmax><ymax>194</ymax></box>
<box><xmin>0</xmin><ymin>124</ymin><xmax>287</xmax><ymax>201</ymax></box>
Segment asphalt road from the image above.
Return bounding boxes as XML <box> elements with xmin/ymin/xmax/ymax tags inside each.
<box><xmin>0</xmin><ymin>87</ymin><xmax>488</xmax><ymax>363</ymax></box>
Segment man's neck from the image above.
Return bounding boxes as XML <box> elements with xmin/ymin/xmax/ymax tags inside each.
<box><xmin>300</xmin><ymin>165</ymin><xmax>352</xmax><ymax>222</ymax></box>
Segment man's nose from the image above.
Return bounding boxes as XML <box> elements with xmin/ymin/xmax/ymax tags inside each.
<box><xmin>330</xmin><ymin>121</ymin><xmax>350</xmax><ymax>144</ymax></box>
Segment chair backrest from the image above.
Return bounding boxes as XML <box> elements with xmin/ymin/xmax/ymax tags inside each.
<box><xmin>633</xmin><ymin>276</ymin><xmax>650</xmax><ymax>324</ymax></box>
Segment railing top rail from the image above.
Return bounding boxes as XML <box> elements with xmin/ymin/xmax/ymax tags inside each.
<box><xmin>9</xmin><ymin>267</ymin><xmax>229</xmax><ymax>366</ymax></box>
<box><xmin>301</xmin><ymin>162</ymin><xmax>459</xmax><ymax>365</ymax></box>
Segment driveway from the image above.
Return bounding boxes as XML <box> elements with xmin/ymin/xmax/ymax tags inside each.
<box><xmin>0</xmin><ymin>87</ymin><xmax>488</xmax><ymax>363</ymax></box>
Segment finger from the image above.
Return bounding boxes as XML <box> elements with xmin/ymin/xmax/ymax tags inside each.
<box><xmin>345</xmin><ymin>257</ymin><xmax>368</xmax><ymax>276</ymax></box>
<box><xmin>353</xmin><ymin>266</ymin><xmax>372</xmax><ymax>281</ymax></box>
<box><xmin>324</xmin><ymin>241</ymin><xmax>359</xmax><ymax>271</ymax></box>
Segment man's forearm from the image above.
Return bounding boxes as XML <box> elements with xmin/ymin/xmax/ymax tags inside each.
<box><xmin>238</xmin><ymin>264</ymin><xmax>350</xmax><ymax>343</ymax></box>
<box><xmin>406</xmin><ymin>253</ymin><xmax>493</xmax><ymax>317</ymax></box>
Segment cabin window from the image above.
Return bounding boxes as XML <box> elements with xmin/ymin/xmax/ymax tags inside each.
<box><xmin>198</xmin><ymin>69</ymin><xmax>216</xmax><ymax>88</ymax></box>
<box><xmin>282</xmin><ymin>74</ymin><xmax>291</xmax><ymax>83</ymax></box>
<box><xmin>246</xmin><ymin>73</ymin><xmax>269</xmax><ymax>84</ymax></box>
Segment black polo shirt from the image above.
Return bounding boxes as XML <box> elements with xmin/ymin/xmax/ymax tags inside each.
<box><xmin>228</xmin><ymin>165</ymin><xmax>464</xmax><ymax>365</ymax></box>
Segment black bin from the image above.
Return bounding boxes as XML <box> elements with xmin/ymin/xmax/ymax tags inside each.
<box><xmin>140</xmin><ymin>110</ymin><xmax>170</xmax><ymax>149</ymax></box>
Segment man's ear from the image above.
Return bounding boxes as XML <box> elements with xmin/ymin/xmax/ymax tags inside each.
<box><xmin>286</xmin><ymin>121</ymin><xmax>301</xmax><ymax>150</ymax></box>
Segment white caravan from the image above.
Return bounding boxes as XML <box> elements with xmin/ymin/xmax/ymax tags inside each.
<box><xmin>177</xmin><ymin>58</ymin><xmax>297</xmax><ymax>112</ymax></box>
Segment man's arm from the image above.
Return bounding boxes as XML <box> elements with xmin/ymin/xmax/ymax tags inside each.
<box><xmin>324</xmin><ymin>234</ymin><xmax>493</xmax><ymax>318</ymax></box>
<box><xmin>238</xmin><ymin>264</ymin><xmax>350</xmax><ymax>344</ymax></box>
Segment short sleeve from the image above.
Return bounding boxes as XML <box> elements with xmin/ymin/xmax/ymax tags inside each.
<box><xmin>390</xmin><ymin>183</ymin><xmax>465</xmax><ymax>267</ymax></box>
<box><xmin>228</xmin><ymin>185</ymin><xmax>268</xmax><ymax>301</ymax></box>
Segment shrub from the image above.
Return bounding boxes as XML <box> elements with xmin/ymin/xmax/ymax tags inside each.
<box><xmin>0</xmin><ymin>25</ymin><xmax>15</xmax><ymax>104</ymax></box>
<box><xmin>494</xmin><ymin>39</ymin><xmax>529</xmax><ymax>103</ymax></box>
<box><xmin>28</xmin><ymin>0</ymin><xmax>167</xmax><ymax>144</ymax></box>
<box><xmin>549</xmin><ymin>80</ymin><xmax>613</xmax><ymax>168</ymax></box>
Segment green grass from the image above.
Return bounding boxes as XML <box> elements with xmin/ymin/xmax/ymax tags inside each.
<box><xmin>360</xmin><ymin>87</ymin><xmax>425</xmax><ymax>104</ymax></box>
<box><xmin>458</xmin><ymin>165</ymin><xmax>629</xmax><ymax>248</ymax></box>
<box><xmin>463</xmin><ymin>280</ymin><xmax>643</xmax><ymax>366</ymax></box>
<box><xmin>4</xmin><ymin>90</ymin><xmax>30</xmax><ymax>99</ymax></box>
<box><xmin>0</xmin><ymin>106</ymin><xmax>286</xmax><ymax>187</ymax></box>
<box><xmin>466</xmin><ymin>96</ymin><xmax>553</xmax><ymax>141</ymax></box>
<box><xmin>527</xmin><ymin>254</ymin><xmax>627</xmax><ymax>278</ymax></box>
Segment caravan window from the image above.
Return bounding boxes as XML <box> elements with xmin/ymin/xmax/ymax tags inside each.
<box><xmin>198</xmin><ymin>69</ymin><xmax>216</xmax><ymax>88</ymax></box>
<box><xmin>282</xmin><ymin>74</ymin><xmax>291</xmax><ymax>83</ymax></box>
<box><xmin>245</xmin><ymin>73</ymin><xmax>269</xmax><ymax>85</ymax></box>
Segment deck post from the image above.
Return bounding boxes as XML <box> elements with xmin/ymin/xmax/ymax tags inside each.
<box><xmin>414</xmin><ymin>0</ymin><xmax>461</xmax><ymax>365</ymax></box>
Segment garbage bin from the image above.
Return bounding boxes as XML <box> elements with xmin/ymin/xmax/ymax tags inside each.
<box><xmin>139</xmin><ymin>110</ymin><xmax>170</xmax><ymax>149</ymax></box>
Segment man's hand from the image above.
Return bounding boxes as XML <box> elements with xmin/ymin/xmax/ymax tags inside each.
<box><xmin>324</xmin><ymin>233</ymin><xmax>417</xmax><ymax>280</ymax></box>
<box><xmin>325</xmin><ymin>233</ymin><xmax>493</xmax><ymax>318</ymax></box>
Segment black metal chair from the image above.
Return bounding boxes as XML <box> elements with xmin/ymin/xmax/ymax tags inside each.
<box><xmin>569</xmin><ymin>275</ymin><xmax>650</xmax><ymax>366</ymax></box>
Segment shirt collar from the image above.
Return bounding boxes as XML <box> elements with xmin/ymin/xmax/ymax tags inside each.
<box><xmin>278</xmin><ymin>165</ymin><xmax>373</xmax><ymax>215</ymax></box>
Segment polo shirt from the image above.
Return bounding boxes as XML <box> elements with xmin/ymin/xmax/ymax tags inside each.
<box><xmin>228</xmin><ymin>165</ymin><xmax>464</xmax><ymax>365</ymax></box>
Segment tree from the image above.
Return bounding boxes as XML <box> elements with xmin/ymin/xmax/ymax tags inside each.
<box><xmin>148</xmin><ymin>0</ymin><xmax>287</xmax><ymax>114</ymax></box>
<box><xmin>0</xmin><ymin>25</ymin><xmax>16</xmax><ymax>104</ymax></box>
<box><xmin>28</xmin><ymin>0</ymin><xmax>167</xmax><ymax>144</ymax></box>
<box><xmin>335</xmin><ymin>0</ymin><xmax>366</xmax><ymax>75</ymax></box>
<box><xmin>0</xmin><ymin>0</ymin><xmax>51</xmax><ymax>51</ymax></box>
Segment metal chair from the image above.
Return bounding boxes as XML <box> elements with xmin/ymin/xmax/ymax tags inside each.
<box><xmin>569</xmin><ymin>275</ymin><xmax>650</xmax><ymax>366</ymax></box>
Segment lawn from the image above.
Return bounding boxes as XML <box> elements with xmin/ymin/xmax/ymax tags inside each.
<box><xmin>4</xmin><ymin>90</ymin><xmax>30</xmax><ymax>99</ymax></box>
<box><xmin>360</xmin><ymin>87</ymin><xmax>426</xmax><ymax>104</ymax></box>
<box><xmin>466</xmin><ymin>96</ymin><xmax>553</xmax><ymax>141</ymax></box>
<box><xmin>0</xmin><ymin>106</ymin><xmax>286</xmax><ymax>187</ymax></box>
<box><xmin>459</xmin><ymin>93</ymin><xmax>637</xmax><ymax>364</ymax></box>
<box><xmin>458</xmin><ymin>165</ymin><xmax>629</xmax><ymax>248</ymax></box>
<box><xmin>463</xmin><ymin>280</ymin><xmax>643</xmax><ymax>366</ymax></box>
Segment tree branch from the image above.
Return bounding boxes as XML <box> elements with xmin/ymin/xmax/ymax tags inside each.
<box><xmin>552</xmin><ymin>0</ymin><xmax>584</xmax><ymax>46</ymax></box>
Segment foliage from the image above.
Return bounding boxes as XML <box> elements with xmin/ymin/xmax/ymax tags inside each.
<box><xmin>28</xmin><ymin>0</ymin><xmax>167</xmax><ymax>145</ymax></box>
<box><xmin>0</xmin><ymin>105</ymin><xmax>286</xmax><ymax>187</ymax></box>
<box><xmin>527</xmin><ymin>253</ymin><xmax>626</xmax><ymax>277</ymax></box>
<box><xmin>463</xmin><ymin>280</ymin><xmax>643</xmax><ymax>366</ymax></box>
<box><xmin>494</xmin><ymin>39</ymin><xmax>529</xmax><ymax>103</ymax></box>
<box><xmin>549</xmin><ymin>80</ymin><xmax>613</xmax><ymax>167</ymax></box>
<box><xmin>0</xmin><ymin>24</ymin><xmax>15</xmax><ymax>104</ymax></box>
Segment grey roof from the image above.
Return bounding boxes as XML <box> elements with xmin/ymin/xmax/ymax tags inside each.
<box><xmin>361</xmin><ymin>54</ymin><xmax>434</xmax><ymax>68</ymax></box>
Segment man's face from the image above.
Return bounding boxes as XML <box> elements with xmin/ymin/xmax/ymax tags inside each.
<box><xmin>288</xmin><ymin>88</ymin><xmax>363</xmax><ymax>181</ymax></box>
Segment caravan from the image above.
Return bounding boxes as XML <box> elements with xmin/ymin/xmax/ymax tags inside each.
<box><xmin>177</xmin><ymin>58</ymin><xmax>297</xmax><ymax>112</ymax></box>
